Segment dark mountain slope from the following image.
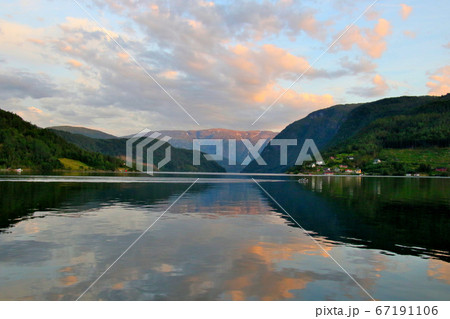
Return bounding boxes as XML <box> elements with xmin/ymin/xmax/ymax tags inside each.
<box><xmin>325</xmin><ymin>95</ymin><xmax>437</xmax><ymax>148</ymax></box>
<box><xmin>327</xmin><ymin>96</ymin><xmax>450</xmax><ymax>154</ymax></box>
<box><xmin>242</xmin><ymin>103</ymin><xmax>359</xmax><ymax>173</ymax></box>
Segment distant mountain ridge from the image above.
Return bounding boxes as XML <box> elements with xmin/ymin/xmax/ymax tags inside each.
<box><xmin>157</xmin><ymin>129</ymin><xmax>277</xmax><ymax>172</ymax></box>
<box><xmin>48</xmin><ymin>126</ymin><xmax>117</xmax><ymax>139</ymax></box>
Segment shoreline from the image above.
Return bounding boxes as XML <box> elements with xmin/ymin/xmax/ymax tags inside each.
<box><xmin>0</xmin><ymin>170</ymin><xmax>449</xmax><ymax>179</ymax></box>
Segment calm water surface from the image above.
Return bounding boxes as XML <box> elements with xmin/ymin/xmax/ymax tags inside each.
<box><xmin>0</xmin><ymin>174</ymin><xmax>449</xmax><ymax>300</ymax></box>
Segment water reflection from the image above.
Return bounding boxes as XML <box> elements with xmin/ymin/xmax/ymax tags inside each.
<box><xmin>0</xmin><ymin>181</ymin><xmax>208</xmax><ymax>231</ymax></box>
<box><xmin>258</xmin><ymin>177</ymin><xmax>450</xmax><ymax>261</ymax></box>
<box><xmin>0</xmin><ymin>176</ymin><xmax>449</xmax><ymax>300</ymax></box>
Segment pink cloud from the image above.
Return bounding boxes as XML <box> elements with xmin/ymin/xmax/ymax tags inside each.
<box><xmin>249</xmin><ymin>82</ymin><xmax>334</xmax><ymax>109</ymax></box>
<box><xmin>427</xmin><ymin>66</ymin><xmax>450</xmax><ymax>96</ymax></box>
<box><xmin>28</xmin><ymin>106</ymin><xmax>43</xmax><ymax>114</ymax></box>
<box><xmin>336</xmin><ymin>18</ymin><xmax>392</xmax><ymax>58</ymax></box>
<box><xmin>67</xmin><ymin>59</ymin><xmax>83</xmax><ymax>68</ymax></box>
<box><xmin>28</xmin><ymin>38</ymin><xmax>44</xmax><ymax>45</ymax></box>
<box><xmin>159</xmin><ymin>70</ymin><xmax>180</xmax><ymax>80</ymax></box>
<box><xmin>400</xmin><ymin>4</ymin><xmax>413</xmax><ymax>20</ymax></box>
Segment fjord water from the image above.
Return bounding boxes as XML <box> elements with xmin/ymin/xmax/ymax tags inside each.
<box><xmin>0</xmin><ymin>175</ymin><xmax>449</xmax><ymax>300</ymax></box>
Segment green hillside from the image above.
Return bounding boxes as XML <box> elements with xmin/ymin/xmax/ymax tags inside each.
<box><xmin>325</xmin><ymin>95</ymin><xmax>437</xmax><ymax>148</ymax></box>
<box><xmin>49</xmin><ymin>129</ymin><xmax>226</xmax><ymax>173</ymax></box>
<box><xmin>0</xmin><ymin>109</ymin><xmax>123</xmax><ymax>171</ymax></box>
<box><xmin>243</xmin><ymin>94</ymin><xmax>450</xmax><ymax>176</ymax></box>
<box><xmin>317</xmin><ymin>96</ymin><xmax>450</xmax><ymax>175</ymax></box>
<box><xmin>288</xmin><ymin>94</ymin><xmax>450</xmax><ymax>176</ymax></box>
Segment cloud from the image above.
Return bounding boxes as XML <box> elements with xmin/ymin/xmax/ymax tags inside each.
<box><xmin>97</xmin><ymin>0</ymin><xmax>332</xmax><ymax>45</ymax></box>
<box><xmin>0</xmin><ymin>69</ymin><xmax>59</xmax><ymax>99</ymax></box>
<box><xmin>59</xmin><ymin>17</ymin><xmax>119</xmax><ymax>38</ymax></box>
<box><xmin>364</xmin><ymin>9</ymin><xmax>380</xmax><ymax>21</ymax></box>
<box><xmin>67</xmin><ymin>59</ymin><xmax>83</xmax><ymax>68</ymax></box>
<box><xmin>15</xmin><ymin>106</ymin><xmax>54</xmax><ymax>127</ymax></box>
<box><xmin>400</xmin><ymin>4</ymin><xmax>413</xmax><ymax>20</ymax></box>
<box><xmin>340</xmin><ymin>56</ymin><xmax>377</xmax><ymax>74</ymax></box>
<box><xmin>117</xmin><ymin>52</ymin><xmax>129</xmax><ymax>60</ymax></box>
<box><xmin>285</xmin><ymin>9</ymin><xmax>331</xmax><ymax>41</ymax></box>
<box><xmin>335</xmin><ymin>18</ymin><xmax>392</xmax><ymax>58</ymax></box>
<box><xmin>0</xmin><ymin>19</ymin><xmax>48</xmax><ymax>63</ymax></box>
<box><xmin>403</xmin><ymin>30</ymin><xmax>416</xmax><ymax>38</ymax></box>
<box><xmin>28</xmin><ymin>38</ymin><xmax>45</xmax><ymax>45</ymax></box>
<box><xmin>0</xmin><ymin>1</ymin><xmax>420</xmax><ymax>134</ymax></box>
<box><xmin>427</xmin><ymin>66</ymin><xmax>450</xmax><ymax>96</ymax></box>
<box><xmin>248</xmin><ymin>82</ymin><xmax>334</xmax><ymax>108</ymax></box>
<box><xmin>226</xmin><ymin>44</ymin><xmax>312</xmax><ymax>85</ymax></box>
<box><xmin>28</xmin><ymin>106</ymin><xmax>43</xmax><ymax>114</ymax></box>
<box><xmin>0</xmin><ymin>1</ymin><xmax>342</xmax><ymax>133</ymax></box>
<box><xmin>347</xmin><ymin>74</ymin><xmax>390</xmax><ymax>97</ymax></box>
<box><xmin>159</xmin><ymin>70</ymin><xmax>180</xmax><ymax>80</ymax></box>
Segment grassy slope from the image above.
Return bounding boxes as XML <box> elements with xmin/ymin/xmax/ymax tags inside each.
<box><xmin>58</xmin><ymin>158</ymin><xmax>91</xmax><ymax>170</ymax></box>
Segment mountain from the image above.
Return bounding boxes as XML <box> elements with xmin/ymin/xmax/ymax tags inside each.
<box><xmin>157</xmin><ymin>129</ymin><xmax>277</xmax><ymax>172</ymax></box>
<box><xmin>52</xmin><ymin>127</ymin><xmax>277</xmax><ymax>172</ymax></box>
<box><xmin>318</xmin><ymin>95</ymin><xmax>450</xmax><ymax>175</ymax></box>
<box><xmin>48</xmin><ymin>126</ymin><xmax>117</xmax><ymax>139</ymax></box>
<box><xmin>242</xmin><ymin>103</ymin><xmax>359</xmax><ymax>173</ymax></box>
<box><xmin>324</xmin><ymin>95</ymin><xmax>437</xmax><ymax>149</ymax></box>
<box><xmin>243</xmin><ymin>94</ymin><xmax>450</xmax><ymax>175</ymax></box>
<box><xmin>327</xmin><ymin>95</ymin><xmax>449</xmax><ymax>151</ymax></box>
<box><xmin>49</xmin><ymin>129</ymin><xmax>225</xmax><ymax>173</ymax></box>
<box><xmin>0</xmin><ymin>109</ymin><xmax>123</xmax><ymax>171</ymax></box>
<box><xmin>51</xmin><ymin>127</ymin><xmax>277</xmax><ymax>172</ymax></box>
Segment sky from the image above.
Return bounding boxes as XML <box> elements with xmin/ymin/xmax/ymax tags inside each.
<box><xmin>0</xmin><ymin>0</ymin><xmax>449</xmax><ymax>136</ymax></box>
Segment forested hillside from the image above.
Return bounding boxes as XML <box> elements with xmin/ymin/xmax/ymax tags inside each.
<box><xmin>317</xmin><ymin>96</ymin><xmax>450</xmax><ymax>175</ymax></box>
<box><xmin>0</xmin><ymin>109</ymin><xmax>123</xmax><ymax>171</ymax></box>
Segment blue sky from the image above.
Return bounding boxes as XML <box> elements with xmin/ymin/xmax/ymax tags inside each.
<box><xmin>0</xmin><ymin>0</ymin><xmax>449</xmax><ymax>135</ymax></box>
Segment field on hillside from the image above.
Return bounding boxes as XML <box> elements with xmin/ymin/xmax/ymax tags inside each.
<box><xmin>380</xmin><ymin>148</ymin><xmax>450</xmax><ymax>167</ymax></box>
<box><xmin>58</xmin><ymin>158</ymin><xmax>91</xmax><ymax>170</ymax></box>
